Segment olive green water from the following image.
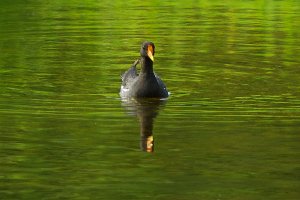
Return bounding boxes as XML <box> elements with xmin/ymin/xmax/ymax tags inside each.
<box><xmin>1</xmin><ymin>1</ymin><xmax>300</xmax><ymax>199</ymax></box>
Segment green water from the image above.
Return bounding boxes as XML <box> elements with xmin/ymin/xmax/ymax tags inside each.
<box><xmin>1</xmin><ymin>1</ymin><xmax>300</xmax><ymax>199</ymax></box>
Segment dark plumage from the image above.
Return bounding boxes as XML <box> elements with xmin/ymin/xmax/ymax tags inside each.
<box><xmin>120</xmin><ymin>41</ymin><xmax>169</xmax><ymax>99</ymax></box>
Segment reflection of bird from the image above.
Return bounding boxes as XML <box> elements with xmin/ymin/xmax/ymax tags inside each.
<box><xmin>121</xmin><ymin>98</ymin><xmax>166</xmax><ymax>152</ymax></box>
<box><xmin>120</xmin><ymin>41</ymin><xmax>169</xmax><ymax>98</ymax></box>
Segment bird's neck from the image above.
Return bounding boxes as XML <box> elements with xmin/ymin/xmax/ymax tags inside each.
<box><xmin>140</xmin><ymin>57</ymin><xmax>154</xmax><ymax>75</ymax></box>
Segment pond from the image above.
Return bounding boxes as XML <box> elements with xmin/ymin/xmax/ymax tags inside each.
<box><xmin>0</xmin><ymin>1</ymin><xmax>300</xmax><ymax>199</ymax></box>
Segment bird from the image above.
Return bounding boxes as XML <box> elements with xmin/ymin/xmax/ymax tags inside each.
<box><xmin>120</xmin><ymin>41</ymin><xmax>169</xmax><ymax>99</ymax></box>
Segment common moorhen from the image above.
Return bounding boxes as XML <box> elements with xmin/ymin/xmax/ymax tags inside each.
<box><xmin>120</xmin><ymin>41</ymin><xmax>169</xmax><ymax>98</ymax></box>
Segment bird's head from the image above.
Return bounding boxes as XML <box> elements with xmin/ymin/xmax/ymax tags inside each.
<box><xmin>140</xmin><ymin>41</ymin><xmax>155</xmax><ymax>62</ymax></box>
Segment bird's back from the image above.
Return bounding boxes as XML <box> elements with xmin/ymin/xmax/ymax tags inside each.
<box><xmin>121</xmin><ymin>70</ymin><xmax>168</xmax><ymax>98</ymax></box>
<box><xmin>120</xmin><ymin>60</ymin><xmax>139</xmax><ymax>98</ymax></box>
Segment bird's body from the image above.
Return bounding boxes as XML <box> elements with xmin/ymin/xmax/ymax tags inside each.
<box><xmin>120</xmin><ymin>42</ymin><xmax>169</xmax><ymax>99</ymax></box>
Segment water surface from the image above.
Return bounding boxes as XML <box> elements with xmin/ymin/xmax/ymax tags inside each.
<box><xmin>1</xmin><ymin>1</ymin><xmax>300</xmax><ymax>199</ymax></box>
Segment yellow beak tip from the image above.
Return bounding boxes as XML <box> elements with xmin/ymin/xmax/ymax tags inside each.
<box><xmin>147</xmin><ymin>52</ymin><xmax>154</xmax><ymax>61</ymax></box>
